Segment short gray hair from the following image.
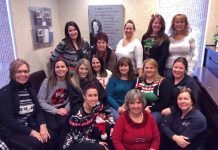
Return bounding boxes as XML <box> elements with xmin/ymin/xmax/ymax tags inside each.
<box><xmin>124</xmin><ymin>89</ymin><xmax>146</xmax><ymax>110</ymax></box>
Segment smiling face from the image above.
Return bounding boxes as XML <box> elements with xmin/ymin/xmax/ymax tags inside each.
<box><xmin>55</xmin><ymin>60</ymin><xmax>68</xmax><ymax>80</ymax></box>
<box><xmin>152</xmin><ymin>18</ymin><xmax>162</xmax><ymax>34</ymax></box>
<box><xmin>78</xmin><ymin>64</ymin><xmax>89</xmax><ymax>78</ymax></box>
<box><xmin>96</xmin><ymin>39</ymin><xmax>107</xmax><ymax>52</ymax></box>
<box><xmin>91</xmin><ymin>57</ymin><xmax>101</xmax><ymax>73</ymax></box>
<box><xmin>15</xmin><ymin>64</ymin><xmax>30</xmax><ymax>84</ymax></box>
<box><xmin>173</xmin><ymin>17</ymin><xmax>186</xmax><ymax>32</ymax></box>
<box><xmin>177</xmin><ymin>91</ymin><xmax>193</xmax><ymax>113</ymax></box>
<box><xmin>124</xmin><ymin>23</ymin><xmax>135</xmax><ymax>39</ymax></box>
<box><xmin>143</xmin><ymin>63</ymin><xmax>156</xmax><ymax>78</ymax></box>
<box><xmin>128</xmin><ymin>97</ymin><xmax>143</xmax><ymax>116</ymax></box>
<box><xmin>119</xmin><ymin>63</ymin><xmax>129</xmax><ymax>76</ymax></box>
<box><xmin>83</xmin><ymin>88</ymin><xmax>99</xmax><ymax>109</ymax></box>
<box><xmin>172</xmin><ymin>62</ymin><xmax>186</xmax><ymax>79</ymax></box>
<box><xmin>68</xmin><ymin>25</ymin><xmax>78</xmax><ymax>41</ymax></box>
<box><xmin>93</xmin><ymin>21</ymin><xmax>99</xmax><ymax>33</ymax></box>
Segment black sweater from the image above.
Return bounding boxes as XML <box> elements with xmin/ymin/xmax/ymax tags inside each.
<box><xmin>0</xmin><ymin>80</ymin><xmax>45</xmax><ymax>139</ymax></box>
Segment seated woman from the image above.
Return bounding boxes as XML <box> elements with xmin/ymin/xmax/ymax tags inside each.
<box><xmin>0</xmin><ymin>59</ymin><xmax>57</xmax><ymax>150</ymax></box>
<box><xmin>91</xmin><ymin>54</ymin><xmax>112</xmax><ymax>89</ymax></box>
<box><xmin>86</xmin><ymin>32</ymin><xmax>117</xmax><ymax>72</ymax></box>
<box><xmin>106</xmin><ymin>57</ymin><xmax>136</xmax><ymax>121</ymax></box>
<box><xmin>69</xmin><ymin>58</ymin><xmax>106</xmax><ymax>114</ymax></box>
<box><xmin>37</xmin><ymin>58</ymin><xmax>71</xmax><ymax>133</ymax></box>
<box><xmin>136</xmin><ymin>58</ymin><xmax>171</xmax><ymax>124</ymax></box>
<box><xmin>161</xmin><ymin>87</ymin><xmax>207</xmax><ymax>150</ymax></box>
<box><xmin>162</xmin><ymin>57</ymin><xmax>198</xmax><ymax>116</ymax></box>
<box><xmin>60</xmin><ymin>84</ymin><xmax>114</xmax><ymax>150</ymax></box>
<box><xmin>112</xmin><ymin>89</ymin><xmax>160</xmax><ymax>150</ymax></box>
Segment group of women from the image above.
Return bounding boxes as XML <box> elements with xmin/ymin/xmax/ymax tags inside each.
<box><xmin>0</xmin><ymin>13</ymin><xmax>206</xmax><ymax>150</ymax></box>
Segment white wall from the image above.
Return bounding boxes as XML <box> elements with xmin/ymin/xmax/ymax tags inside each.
<box><xmin>11</xmin><ymin>0</ymin><xmax>61</xmax><ymax>74</ymax></box>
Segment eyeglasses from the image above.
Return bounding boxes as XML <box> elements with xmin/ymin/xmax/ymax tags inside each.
<box><xmin>16</xmin><ymin>70</ymin><xmax>30</xmax><ymax>74</ymax></box>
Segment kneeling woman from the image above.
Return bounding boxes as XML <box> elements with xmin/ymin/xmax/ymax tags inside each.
<box><xmin>60</xmin><ymin>84</ymin><xmax>114</xmax><ymax>150</ymax></box>
<box><xmin>0</xmin><ymin>59</ymin><xmax>56</xmax><ymax>150</ymax></box>
<box><xmin>112</xmin><ymin>89</ymin><xmax>160</xmax><ymax>150</ymax></box>
<box><xmin>161</xmin><ymin>88</ymin><xmax>207</xmax><ymax>150</ymax></box>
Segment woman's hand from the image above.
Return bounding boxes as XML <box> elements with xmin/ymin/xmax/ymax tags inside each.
<box><xmin>56</xmin><ymin>108</ymin><xmax>69</xmax><ymax>116</ymax></box>
<box><xmin>118</xmin><ymin>106</ymin><xmax>125</xmax><ymax>114</ymax></box>
<box><xmin>30</xmin><ymin>130</ymin><xmax>43</xmax><ymax>143</ymax></box>
<box><xmin>145</xmin><ymin>106</ymin><xmax>151</xmax><ymax>113</ymax></box>
<box><xmin>110</xmin><ymin>128</ymin><xmax>114</xmax><ymax>137</ymax></box>
<box><xmin>99</xmin><ymin>141</ymin><xmax>109</xmax><ymax>150</ymax></box>
<box><xmin>172</xmin><ymin>135</ymin><xmax>190</xmax><ymax>148</ymax></box>
<box><xmin>161</xmin><ymin>107</ymin><xmax>171</xmax><ymax>116</ymax></box>
<box><xmin>40</xmin><ymin>124</ymin><xmax>50</xmax><ymax>143</ymax></box>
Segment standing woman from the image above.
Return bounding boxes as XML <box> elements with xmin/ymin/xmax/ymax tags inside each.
<box><xmin>141</xmin><ymin>14</ymin><xmax>169</xmax><ymax>76</ymax></box>
<box><xmin>50</xmin><ymin>21</ymin><xmax>90</xmax><ymax>74</ymax></box>
<box><xmin>90</xmin><ymin>19</ymin><xmax>102</xmax><ymax>46</ymax></box>
<box><xmin>112</xmin><ymin>89</ymin><xmax>160</xmax><ymax>150</ymax></box>
<box><xmin>69</xmin><ymin>58</ymin><xmax>106</xmax><ymax>114</ymax></box>
<box><xmin>116</xmin><ymin>20</ymin><xmax>143</xmax><ymax>76</ymax></box>
<box><xmin>136</xmin><ymin>58</ymin><xmax>171</xmax><ymax>124</ymax></box>
<box><xmin>86</xmin><ymin>32</ymin><xmax>117</xmax><ymax>72</ymax></box>
<box><xmin>165</xmin><ymin>14</ymin><xmax>198</xmax><ymax>76</ymax></box>
<box><xmin>91</xmin><ymin>55</ymin><xmax>112</xmax><ymax>89</ymax></box>
<box><xmin>106</xmin><ymin>57</ymin><xmax>136</xmax><ymax>121</ymax></box>
<box><xmin>0</xmin><ymin>59</ymin><xmax>56</xmax><ymax>150</ymax></box>
<box><xmin>161</xmin><ymin>88</ymin><xmax>207</xmax><ymax>150</ymax></box>
<box><xmin>38</xmin><ymin>58</ymin><xmax>71</xmax><ymax>133</ymax></box>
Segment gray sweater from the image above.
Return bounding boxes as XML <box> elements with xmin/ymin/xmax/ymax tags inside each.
<box><xmin>37</xmin><ymin>79</ymin><xmax>70</xmax><ymax>114</ymax></box>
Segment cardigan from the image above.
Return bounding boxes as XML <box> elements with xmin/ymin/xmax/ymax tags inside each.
<box><xmin>0</xmin><ymin>80</ymin><xmax>45</xmax><ymax>139</ymax></box>
<box><xmin>50</xmin><ymin>39</ymin><xmax>90</xmax><ymax>72</ymax></box>
<box><xmin>112</xmin><ymin>110</ymin><xmax>160</xmax><ymax>150</ymax></box>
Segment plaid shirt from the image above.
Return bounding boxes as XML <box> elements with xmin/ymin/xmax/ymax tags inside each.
<box><xmin>0</xmin><ymin>140</ymin><xmax>9</xmax><ymax>150</ymax></box>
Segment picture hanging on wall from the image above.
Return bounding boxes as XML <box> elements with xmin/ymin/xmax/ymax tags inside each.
<box><xmin>30</xmin><ymin>7</ymin><xmax>53</xmax><ymax>49</ymax></box>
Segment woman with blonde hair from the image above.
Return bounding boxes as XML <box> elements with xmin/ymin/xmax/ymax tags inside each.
<box><xmin>136</xmin><ymin>58</ymin><xmax>171</xmax><ymax>124</ymax></box>
<box><xmin>69</xmin><ymin>58</ymin><xmax>106</xmax><ymax>114</ymax></box>
<box><xmin>165</xmin><ymin>14</ymin><xmax>198</xmax><ymax>76</ymax></box>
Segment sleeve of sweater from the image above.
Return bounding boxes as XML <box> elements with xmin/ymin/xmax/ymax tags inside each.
<box><xmin>68</xmin><ymin>84</ymin><xmax>83</xmax><ymax>115</ymax></box>
<box><xmin>93</xmin><ymin>78</ymin><xmax>107</xmax><ymax>105</ymax></box>
<box><xmin>158</xmin><ymin>39</ymin><xmax>170</xmax><ymax>76</ymax></box>
<box><xmin>160</xmin><ymin>111</ymin><xmax>177</xmax><ymax>140</ymax></box>
<box><xmin>50</xmin><ymin>40</ymin><xmax>66</xmax><ymax>63</ymax></box>
<box><xmin>181</xmin><ymin>112</ymin><xmax>207</xmax><ymax>141</ymax></box>
<box><xmin>112</xmin><ymin>114</ymin><xmax>126</xmax><ymax>150</ymax></box>
<box><xmin>150</xmin><ymin>79</ymin><xmax>171</xmax><ymax>112</ymax></box>
<box><xmin>187</xmin><ymin>33</ymin><xmax>198</xmax><ymax>75</ymax></box>
<box><xmin>106</xmin><ymin>76</ymin><xmax>120</xmax><ymax>110</ymax></box>
<box><xmin>0</xmin><ymin>86</ymin><xmax>32</xmax><ymax>135</ymax></box>
<box><xmin>134</xmin><ymin>39</ymin><xmax>143</xmax><ymax>69</ymax></box>
<box><xmin>37</xmin><ymin>79</ymin><xmax>58</xmax><ymax>115</ymax></box>
<box><xmin>149</xmin><ymin>113</ymin><xmax>160</xmax><ymax>150</ymax></box>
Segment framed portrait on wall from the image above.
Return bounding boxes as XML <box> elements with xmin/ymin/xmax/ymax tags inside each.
<box><xmin>30</xmin><ymin>7</ymin><xmax>53</xmax><ymax>49</ymax></box>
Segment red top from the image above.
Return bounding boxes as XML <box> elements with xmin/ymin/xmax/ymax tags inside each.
<box><xmin>112</xmin><ymin>110</ymin><xmax>160</xmax><ymax>150</ymax></box>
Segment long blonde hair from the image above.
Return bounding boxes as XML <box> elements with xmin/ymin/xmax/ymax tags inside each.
<box><xmin>71</xmin><ymin>58</ymin><xmax>94</xmax><ymax>93</ymax></box>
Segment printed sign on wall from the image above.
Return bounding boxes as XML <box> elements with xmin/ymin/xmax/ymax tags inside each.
<box><xmin>88</xmin><ymin>5</ymin><xmax>124</xmax><ymax>49</ymax></box>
